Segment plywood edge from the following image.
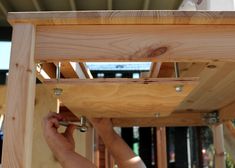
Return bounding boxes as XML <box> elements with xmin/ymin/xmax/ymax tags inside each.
<box><xmin>7</xmin><ymin>10</ymin><xmax>235</xmax><ymax>25</ymax></box>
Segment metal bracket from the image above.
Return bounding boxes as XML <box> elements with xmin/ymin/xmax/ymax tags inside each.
<box><xmin>203</xmin><ymin>111</ymin><xmax>219</xmax><ymax>125</ymax></box>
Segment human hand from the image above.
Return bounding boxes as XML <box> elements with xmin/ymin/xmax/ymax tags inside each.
<box><xmin>88</xmin><ymin>118</ymin><xmax>113</xmax><ymax>136</ymax></box>
<box><xmin>42</xmin><ymin>112</ymin><xmax>76</xmax><ymax>154</ymax></box>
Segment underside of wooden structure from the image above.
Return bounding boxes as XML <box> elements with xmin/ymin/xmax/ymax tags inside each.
<box><xmin>2</xmin><ymin>10</ymin><xmax>235</xmax><ymax>167</ymax></box>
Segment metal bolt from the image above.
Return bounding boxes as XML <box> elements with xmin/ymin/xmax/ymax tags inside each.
<box><xmin>80</xmin><ymin>116</ymin><xmax>88</xmax><ymax>132</ymax></box>
<box><xmin>54</xmin><ymin>88</ymin><xmax>63</xmax><ymax>96</ymax></box>
<box><xmin>175</xmin><ymin>85</ymin><xmax>183</xmax><ymax>92</ymax></box>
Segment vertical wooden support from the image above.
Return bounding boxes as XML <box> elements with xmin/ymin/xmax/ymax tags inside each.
<box><xmin>157</xmin><ymin>127</ymin><xmax>167</xmax><ymax>168</ymax></box>
<box><xmin>2</xmin><ymin>24</ymin><xmax>36</xmax><ymax>168</ymax></box>
<box><xmin>212</xmin><ymin>124</ymin><xmax>226</xmax><ymax>168</ymax></box>
<box><xmin>32</xmin><ymin>86</ymin><xmax>61</xmax><ymax>168</ymax></box>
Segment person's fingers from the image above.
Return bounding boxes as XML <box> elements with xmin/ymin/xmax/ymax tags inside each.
<box><xmin>47</xmin><ymin>117</ymin><xmax>60</xmax><ymax>129</ymax></box>
<box><xmin>64</xmin><ymin>124</ymin><xmax>76</xmax><ymax>137</ymax></box>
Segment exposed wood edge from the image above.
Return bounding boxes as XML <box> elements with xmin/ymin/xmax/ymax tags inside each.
<box><xmin>60</xmin><ymin>62</ymin><xmax>79</xmax><ymax>78</ymax></box>
<box><xmin>7</xmin><ymin>11</ymin><xmax>235</xmax><ymax>25</ymax></box>
<box><xmin>157</xmin><ymin>127</ymin><xmax>167</xmax><ymax>168</ymax></box>
<box><xmin>112</xmin><ymin>111</ymin><xmax>206</xmax><ymax>127</ymax></box>
<box><xmin>149</xmin><ymin>62</ymin><xmax>162</xmax><ymax>78</ymax></box>
<box><xmin>219</xmin><ymin>101</ymin><xmax>235</xmax><ymax>121</ymax></box>
<box><xmin>78</xmin><ymin>63</ymin><xmax>93</xmax><ymax>79</ymax></box>
<box><xmin>44</xmin><ymin>77</ymin><xmax>199</xmax><ymax>85</ymax></box>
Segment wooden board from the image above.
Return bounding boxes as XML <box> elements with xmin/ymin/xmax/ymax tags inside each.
<box><xmin>2</xmin><ymin>24</ymin><xmax>36</xmax><ymax>168</ymax></box>
<box><xmin>7</xmin><ymin>11</ymin><xmax>235</xmax><ymax>25</ymax></box>
<box><xmin>35</xmin><ymin>25</ymin><xmax>235</xmax><ymax>62</ymax></box>
<box><xmin>44</xmin><ymin>78</ymin><xmax>198</xmax><ymax>117</ymax></box>
<box><xmin>178</xmin><ymin>62</ymin><xmax>235</xmax><ymax>112</ymax></box>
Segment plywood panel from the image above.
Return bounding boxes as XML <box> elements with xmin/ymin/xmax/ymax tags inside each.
<box><xmin>35</xmin><ymin>25</ymin><xmax>235</xmax><ymax>62</ymax></box>
<box><xmin>44</xmin><ymin>78</ymin><xmax>198</xmax><ymax>117</ymax></box>
<box><xmin>8</xmin><ymin>11</ymin><xmax>235</xmax><ymax>25</ymax></box>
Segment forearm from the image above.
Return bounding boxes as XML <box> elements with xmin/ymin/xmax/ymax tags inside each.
<box><xmin>57</xmin><ymin>150</ymin><xmax>96</xmax><ymax>168</ymax></box>
<box><xmin>98</xmin><ymin>129</ymin><xmax>146</xmax><ymax>168</ymax></box>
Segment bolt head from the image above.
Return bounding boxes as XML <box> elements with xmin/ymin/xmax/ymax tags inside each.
<box><xmin>175</xmin><ymin>85</ymin><xmax>183</xmax><ymax>92</ymax></box>
<box><xmin>54</xmin><ymin>88</ymin><xmax>63</xmax><ymax>96</ymax></box>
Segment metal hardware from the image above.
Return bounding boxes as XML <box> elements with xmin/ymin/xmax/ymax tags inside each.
<box><xmin>203</xmin><ymin>111</ymin><xmax>219</xmax><ymax>125</ymax></box>
<box><xmin>79</xmin><ymin>116</ymin><xmax>88</xmax><ymax>132</ymax></box>
<box><xmin>54</xmin><ymin>62</ymin><xmax>63</xmax><ymax>96</ymax></box>
<box><xmin>174</xmin><ymin>62</ymin><xmax>184</xmax><ymax>92</ymax></box>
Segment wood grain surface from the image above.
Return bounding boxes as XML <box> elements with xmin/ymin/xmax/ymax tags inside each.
<box><xmin>35</xmin><ymin>25</ymin><xmax>235</xmax><ymax>62</ymax></box>
<box><xmin>8</xmin><ymin>11</ymin><xmax>235</xmax><ymax>25</ymax></box>
<box><xmin>44</xmin><ymin>78</ymin><xmax>198</xmax><ymax>117</ymax></box>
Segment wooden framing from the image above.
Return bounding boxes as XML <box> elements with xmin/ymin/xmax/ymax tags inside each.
<box><xmin>4</xmin><ymin>10</ymin><xmax>235</xmax><ymax>167</ymax></box>
<box><xmin>2</xmin><ymin>23</ymin><xmax>36</xmax><ymax>168</ymax></box>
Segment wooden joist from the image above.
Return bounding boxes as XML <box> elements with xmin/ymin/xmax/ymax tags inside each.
<box><xmin>8</xmin><ymin>11</ymin><xmax>235</xmax><ymax>25</ymax></box>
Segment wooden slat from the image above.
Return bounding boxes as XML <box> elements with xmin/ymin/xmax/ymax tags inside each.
<box><xmin>44</xmin><ymin>78</ymin><xmax>198</xmax><ymax>117</ymax></box>
<box><xmin>219</xmin><ymin>100</ymin><xmax>235</xmax><ymax>121</ymax></box>
<box><xmin>2</xmin><ymin>24</ymin><xmax>36</xmax><ymax>168</ymax></box>
<box><xmin>7</xmin><ymin>11</ymin><xmax>235</xmax><ymax>25</ymax></box>
<box><xmin>35</xmin><ymin>25</ymin><xmax>235</xmax><ymax>62</ymax></box>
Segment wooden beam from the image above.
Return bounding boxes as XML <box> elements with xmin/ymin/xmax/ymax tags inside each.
<box><xmin>35</xmin><ymin>25</ymin><xmax>235</xmax><ymax>62</ymax></box>
<box><xmin>0</xmin><ymin>86</ymin><xmax>6</xmax><ymax>115</ymax></box>
<box><xmin>149</xmin><ymin>62</ymin><xmax>162</xmax><ymax>78</ymax></box>
<box><xmin>2</xmin><ymin>24</ymin><xmax>36</xmax><ymax>168</ymax></box>
<box><xmin>219</xmin><ymin>100</ymin><xmax>235</xmax><ymax>121</ymax></box>
<box><xmin>212</xmin><ymin>124</ymin><xmax>226</xmax><ymax>168</ymax></box>
<box><xmin>7</xmin><ymin>11</ymin><xmax>235</xmax><ymax>25</ymax></box>
<box><xmin>157</xmin><ymin>127</ymin><xmax>167</xmax><ymax>168</ymax></box>
<box><xmin>112</xmin><ymin>111</ymin><xmax>206</xmax><ymax>127</ymax></box>
<box><xmin>224</xmin><ymin>121</ymin><xmax>235</xmax><ymax>162</ymax></box>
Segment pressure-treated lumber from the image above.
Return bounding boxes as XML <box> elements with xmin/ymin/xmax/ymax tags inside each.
<box><xmin>44</xmin><ymin>78</ymin><xmax>198</xmax><ymax>117</ymax></box>
<box><xmin>2</xmin><ymin>24</ymin><xmax>36</xmax><ymax>168</ymax></box>
<box><xmin>35</xmin><ymin>25</ymin><xmax>235</xmax><ymax>62</ymax></box>
<box><xmin>7</xmin><ymin>11</ymin><xmax>235</xmax><ymax>25</ymax></box>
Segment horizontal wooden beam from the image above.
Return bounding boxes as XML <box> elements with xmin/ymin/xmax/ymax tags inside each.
<box><xmin>44</xmin><ymin>77</ymin><xmax>198</xmax><ymax>84</ymax></box>
<box><xmin>7</xmin><ymin>11</ymin><xmax>235</xmax><ymax>25</ymax></box>
<box><xmin>112</xmin><ymin>111</ymin><xmax>206</xmax><ymax>127</ymax></box>
<box><xmin>35</xmin><ymin>25</ymin><xmax>235</xmax><ymax>62</ymax></box>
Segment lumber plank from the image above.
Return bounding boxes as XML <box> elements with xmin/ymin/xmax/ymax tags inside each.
<box><xmin>32</xmin><ymin>85</ymin><xmax>61</xmax><ymax>168</ymax></box>
<box><xmin>2</xmin><ymin>24</ymin><xmax>36</xmax><ymax>168</ymax></box>
<box><xmin>44</xmin><ymin>78</ymin><xmax>198</xmax><ymax>117</ymax></box>
<box><xmin>178</xmin><ymin>62</ymin><xmax>235</xmax><ymax>112</ymax></box>
<box><xmin>7</xmin><ymin>11</ymin><xmax>235</xmax><ymax>25</ymax></box>
<box><xmin>35</xmin><ymin>25</ymin><xmax>235</xmax><ymax>62</ymax></box>
<box><xmin>156</xmin><ymin>127</ymin><xmax>167</xmax><ymax>168</ymax></box>
<box><xmin>212</xmin><ymin>124</ymin><xmax>226</xmax><ymax>168</ymax></box>
<box><xmin>112</xmin><ymin>111</ymin><xmax>206</xmax><ymax>127</ymax></box>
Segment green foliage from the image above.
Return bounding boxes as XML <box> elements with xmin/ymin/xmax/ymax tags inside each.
<box><xmin>226</xmin><ymin>153</ymin><xmax>235</xmax><ymax>168</ymax></box>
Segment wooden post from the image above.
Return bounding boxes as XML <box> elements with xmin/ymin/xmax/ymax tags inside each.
<box><xmin>212</xmin><ymin>124</ymin><xmax>226</xmax><ymax>168</ymax></box>
<box><xmin>157</xmin><ymin>127</ymin><xmax>167</xmax><ymax>168</ymax></box>
<box><xmin>32</xmin><ymin>85</ymin><xmax>60</xmax><ymax>168</ymax></box>
<box><xmin>2</xmin><ymin>24</ymin><xmax>36</xmax><ymax>168</ymax></box>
